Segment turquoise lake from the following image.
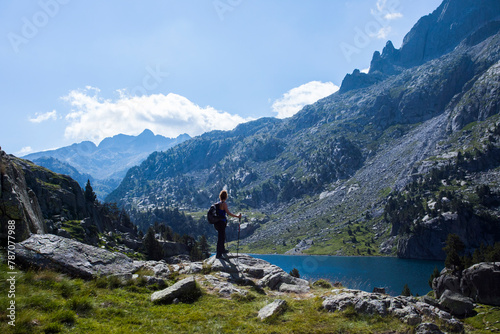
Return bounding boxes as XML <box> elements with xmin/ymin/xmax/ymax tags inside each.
<box><xmin>250</xmin><ymin>254</ymin><xmax>444</xmax><ymax>296</ymax></box>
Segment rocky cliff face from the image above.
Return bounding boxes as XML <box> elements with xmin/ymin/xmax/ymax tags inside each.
<box><xmin>0</xmin><ymin>150</ymin><xmax>45</xmax><ymax>241</ymax></box>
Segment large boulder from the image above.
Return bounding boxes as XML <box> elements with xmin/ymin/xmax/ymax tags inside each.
<box><xmin>460</xmin><ymin>262</ymin><xmax>500</xmax><ymax>306</ymax></box>
<box><xmin>433</xmin><ymin>262</ymin><xmax>500</xmax><ymax>306</ymax></box>
<box><xmin>15</xmin><ymin>234</ymin><xmax>141</xmax><ymax>279</ymax></box>
<box><xmin>438</xmin><ymin>289</ymin><xmax>474</xmax><ymax>317</ymax></box>
<box><xmin>432</xmin><ymin>268</ymin><xmax>461</xmax><ymax>299</ymax></box>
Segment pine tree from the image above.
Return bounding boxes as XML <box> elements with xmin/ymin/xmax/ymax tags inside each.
<box><xmin>84</xmin><ymin>179</ymin><xmax>97</xmax><ymax>203</ymax></box>
<box><xmin>198</xmin><ymin>235</ymin><xmax>210</xmax><ymax>259</ymax></box>
<box><xmin>401</xmin><ymin>284</ymin><xmax>412</xmax><ymax>296</ymax></box>
<box><xmin>289</xmin><ymin>268</ymin><xmax>300</xmax><ymax>278</ymax></box>
<box><xmin>443</xmin><ymin>233</ymin><xmax>465</xmax><ymax>271</ymax></box>
<box><xmin>144</xmin><ymin>227</ymin><xmax>163</xmax><ymax>260</ymax></box>
<box><xmin>428</xmin><ymin>266</ymin><xmax>440</xmax><ymax>288</ymax></box>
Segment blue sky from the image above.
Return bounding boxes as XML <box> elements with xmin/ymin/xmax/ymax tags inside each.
<box><xmin>0</xmin><ymin>0</ymin><xmax>442</xmax><ymax>155</ymax></box>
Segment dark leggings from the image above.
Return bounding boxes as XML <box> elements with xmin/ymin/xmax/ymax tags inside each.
<box><xmin>215</xmin><ymin>221</ymin><xmax>226</xmax><ymax>257</ymax></box>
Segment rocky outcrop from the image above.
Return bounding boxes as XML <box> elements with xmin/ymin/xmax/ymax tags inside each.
<box><xmin>449</xmin><ymin>59</ymin><xmax>500</xmax><ymax>131</ymax></box>
<box><xmin>397</xmin><ymin>213</ymin><xmax>498</xmax><ymax>260</ymax></box>
<box><xmin>1</xmin><ymin>151</ymin><xmax>46</xmax><ymax>241</ymax></box>
<box><xmin>461</xmin><ymin>262</ymin><xmax>500</xmax><ymax>306</ymax></box>
<box><xmin>398</xmin><ymin>0</ymin><xmax>500</xmax><ymax>66</ymax></box>
<box><xmin>205</xmin><ymin>253</ymin><xmax>310</xmax><ymax>291</ymax></box>
<box><xmin>1</xmin><ymin>150</ymin><xmax>143</xmax><ymax>252</ymax></box>
<box><xmin>433</xmin><ymin>262</ymin><xmax>500</xmax><ymax>306</ymax></box>
<box><xmin>18</xmin><ymin>155</ymin><xmax>88</xmax><ymax>223</ymax></box>
<box><xmin>15</xmin><ymin>234</ymin><xmax>142</xmax><ymax>279</ymax></box>
<box><xmin>322</xmin><ymin>289</ymin><xmax>463</xmax><ymax>332</ymax></box>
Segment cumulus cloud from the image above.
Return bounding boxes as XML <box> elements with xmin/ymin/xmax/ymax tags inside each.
<box><xmin>29</xmin><ymin>110</ymin><xmax>58</xmax><ymax>123</ymax></box>
<box><xmin>16</xmin><ymin>146</ymin><xmax>33</xmax><ymax>156</ymax></box>
<box><xmin>62</xmin><ymin>87</ymin><xmax>252</xmax><ymax>143</ymax></box>
<box><xmin>272</xmin><ymin>81</ymin><xmax>339</xmax><ymax>119</ymax></box>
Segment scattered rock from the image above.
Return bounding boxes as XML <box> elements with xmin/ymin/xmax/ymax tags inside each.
<box><xmin>151</xmin><ymin>276</ymin><xmax>199</xmax><ymax>304</ymax></box>
<box><xmin>322</xmin><ymin>288</ymin><xmax>463</xmax><ymax>332</ymax></box>
<box><xmin>373</xmin><ymin>287</ymin><xmax>386</xmax><ymax>294</ymax></box>
<box><xmin>258</xmin><ymin>299</ymin><xmax>287</xmax><ymax>321</ymax></box>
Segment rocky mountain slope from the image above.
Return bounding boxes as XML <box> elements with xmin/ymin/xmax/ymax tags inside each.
<box><xmin>107</xmin><ymin>0</ymin><xmax>500</xmax><ymax>260</ymax></box>
<box><xmin>0</xmin><ymin>150</ymin><xmax>137</xmax><ymax>247</ymax></box>
<box><xmin>24</xmin><ymin>129</ymin><xmax>190</xmax><ymax>200</ymax></box>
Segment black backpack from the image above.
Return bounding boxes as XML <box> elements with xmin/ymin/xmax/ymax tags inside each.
<box><xmin>207</xmin><ymin>203</ymin><xmax>223</xmax><ymax>224</ymax></box>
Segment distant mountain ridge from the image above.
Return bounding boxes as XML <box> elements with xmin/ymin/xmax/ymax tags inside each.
<box><xmin>23</xmin><ymin>130</ymin><xmax>190</xmax><ymax>199</ymax></box>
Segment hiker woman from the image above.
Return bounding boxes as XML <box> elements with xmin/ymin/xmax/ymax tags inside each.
<box><xmin>215</xmin><ymin>189</ymin><xmax>241</xmax><ymax>259</ymax></box>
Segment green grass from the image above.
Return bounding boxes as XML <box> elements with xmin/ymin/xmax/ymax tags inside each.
<box><xmin>60</xmin><ymin>220</ymin><xmax>87</xmax><ymax>242</ymax></box>
<box><xmin>463</xmin><ymin>304</ymin><xmax>500</xmax><ymax>333</ymax></box>
<box><xmin>0</xmin><ymin>260</ymin><xmax>423</xmax><ymax>334</ymax></box>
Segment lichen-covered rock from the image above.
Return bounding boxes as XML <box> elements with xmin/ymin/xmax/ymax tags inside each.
<box><xmin>258</xmin><ymin>299</ymin><xmax>287</xmax><ymax>321</ymax></box>
<box><xmin>15</xmin><ymin>234</ymin><xmax>141</xmax><ymax>279</ymax></box>
<box><xmin>278</xmin><ymin>283</ymin><xmax>310</xmax><ymax>294</ymax></box>
<box><xmin>150</xmin><ymin>276</ymin><xmax>199</xmax><ymax>304</ymax></box>
<box><xmin>205</xmin><ymin>253</ymin><xmax>310</xmax><ymax>291</ymax></box>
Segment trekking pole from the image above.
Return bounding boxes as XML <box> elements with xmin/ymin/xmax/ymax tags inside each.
<box><xmin>237</xmin><ymin>215</ymin><xmax>241</xmax><ymax>262</ymax></box>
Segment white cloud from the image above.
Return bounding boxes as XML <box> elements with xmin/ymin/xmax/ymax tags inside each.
<box><xmin>29</xmin><ymin>110</ymin><xmax>58</xmax><ymax>123</ymax></box>
<box><xmin>16</xmin><ymin>146</ymin><xmax>33</xmax><ymax>156</ymax></box>
<box><xmin>384</xmin><ymin>12</ymin><xmax>402</xmax><ymax>20</ymax></box>
<box><xmin>361</xmin><ymin>68</ymin><xmax>370</xmax><ymax>74</ymax></box>
<box><xmin>375</xmin><ymin>0</ymin><xmax>403</xmax><ymax>19</ymax></box>
<box><xmin>272</xmin><ymin>81</ymin><xmax>339</xmax><ymax>119</ymax></box>
<box><xmin>61</xmin><ymin>87</ymin><xmax>252</xmax><ymax>143</ymax></box>
<box><xmin>371</xmin><ymin>26</ymin><xmax>392</xmax><ymax>39</ymax></box>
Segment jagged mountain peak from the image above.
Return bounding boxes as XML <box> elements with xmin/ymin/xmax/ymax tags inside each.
<box><xmin>398</xmin><ymin>0</ymin><xmax>500</xmax><ymax>66</ymax></box>
<box><xmin>342</xmin><ymin>0</ymin><xmax>500</xmax><ymax>93</ymax></box>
